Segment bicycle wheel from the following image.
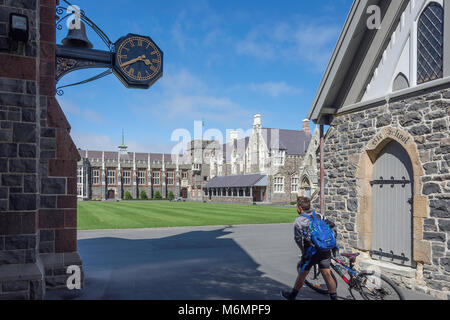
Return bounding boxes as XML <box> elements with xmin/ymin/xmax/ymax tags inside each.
<box><xmin>298</xmin><ymin>261</ymin><xmax>338</xmax><ymax>295</ymax></box>
<box><xmin>357</xmin><ymin>272</ymin><xmax>405</xmax><ymax>300</ymax></box>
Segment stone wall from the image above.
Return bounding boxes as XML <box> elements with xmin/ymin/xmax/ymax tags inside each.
<box><xmin>0</xmin><ymin>0</ymin><xmax>83</xmax><ymax>299</ymax></box>
<box><xmin>0</xmin><ymin>0</ymin><xmax>44</xmax><ymax>300</ymax></box>
<box><xmin>269</xmin><ymin>156</ymin><xmax>304</xmax><ymax>204</ymax></box>
<box><xmin>318</xmin><ymin>86</ymin><xmax>450</xmax><ymax>299</ymax></box>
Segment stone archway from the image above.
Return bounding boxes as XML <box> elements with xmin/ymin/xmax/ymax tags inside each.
<box><xmin>355</xmin><ymin>127</ymin><xmax>431</xmax><ymax>266</ymax></box>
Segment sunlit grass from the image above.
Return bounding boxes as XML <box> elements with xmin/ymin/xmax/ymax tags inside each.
<box><xmin>78</xmin><ymin>201</ymin><xmax>297</xmax><ymax>230</ymax></box>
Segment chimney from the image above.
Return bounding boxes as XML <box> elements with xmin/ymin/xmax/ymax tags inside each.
<box><xmin>302</xmin><ymin>119</ymin><xmax>311</xmax><ymax>136</ymax></box>
<box><xmin>230</xmin><ymin>130</ymin><xmax>239</xmax><ymax>142</ymax></box>
<box><xmin>253</xmin><ymin>113</ymin><xmax>261</xmax><ymax>129</ymax></box>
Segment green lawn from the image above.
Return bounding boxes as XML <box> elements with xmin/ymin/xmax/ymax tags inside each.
<box><xmin>77</xmin><ymin>201</ymin><xmax>298</xmax><ymax>230</ymax></box>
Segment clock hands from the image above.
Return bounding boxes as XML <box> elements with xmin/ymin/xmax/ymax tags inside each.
<box><xmin>120</xmin><ymin>55</ymin><xmax>146</xmax><ymax>68</ymax></box>
<box><xmin>120</xmin><ymin>55</ymin><xmax>159</xmax><ymax>72</ymax></box>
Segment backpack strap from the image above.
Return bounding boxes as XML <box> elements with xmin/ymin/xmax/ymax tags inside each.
<box><xmin>299</xmin><ymin>246</ymin><xmax>316</xmax><ymax>274</ymax></box>
<box><xmin>311</xmin><ymin>210</ymin><xmax>319</xmax><ymax>223</ymax></box>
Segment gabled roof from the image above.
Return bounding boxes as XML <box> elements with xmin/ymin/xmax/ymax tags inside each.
<box><xmin>205</xmin><ymin>174</ymin><xmax>266</xmax><ymax>188</ymax></box>
<box><xmin>307</xmin><ymin>0</ymin><xmax>409</xmax><ymax>124</ymax></box>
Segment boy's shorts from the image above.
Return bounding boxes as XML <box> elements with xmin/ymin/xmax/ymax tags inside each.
<box><xmin>299</xmin><ymin>250</ymin><xmax>331</xmax><ymax>271</ymax></box>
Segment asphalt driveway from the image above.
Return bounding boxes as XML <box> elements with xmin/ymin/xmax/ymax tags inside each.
<box><xmin>46</xmin><ymin>224</ymin><xmax>435</xmax><ymax>300</ymax></box>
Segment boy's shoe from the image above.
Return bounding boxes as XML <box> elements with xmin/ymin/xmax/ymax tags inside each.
<box><xmin>280</xmin><ymin>290</ymin><xmax>296</xmax><ymax>300</ymax></box>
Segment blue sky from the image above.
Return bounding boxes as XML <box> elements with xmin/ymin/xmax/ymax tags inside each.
<box><xmin>56</xmin><ymin>0</ymin><xmax>352</xmax><ymax>153</ymax></box>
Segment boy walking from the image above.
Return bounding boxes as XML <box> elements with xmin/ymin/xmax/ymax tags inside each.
<box><xmin>281</xmin><ymin>197</ymin><xmax>338</xmax><ymax>300</ymax></box>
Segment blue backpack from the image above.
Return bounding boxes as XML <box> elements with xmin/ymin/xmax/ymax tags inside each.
<box><xmin>301</xmin><ymin>211</ymin><xmax>337</xmax><ymax>252</ymax></box>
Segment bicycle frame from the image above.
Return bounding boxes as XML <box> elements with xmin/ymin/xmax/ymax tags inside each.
<box><xmin>330</xmin><ymin>257</ymin><xmax>359</xmax><ymax>285</ymax></box>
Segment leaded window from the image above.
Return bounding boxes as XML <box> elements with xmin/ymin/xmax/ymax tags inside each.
<box><xmin>274</xmin><ymin>177</ymin><xmax>284</xmax><ymax>193</ymax></box>
<box><xmin>167</xmin><ymin>171</ymin><xmax>174</xmax><ymax>185</ymax></box>
<box><xmin>92</xmin><ymin>169</ymin><xmax>100</xmax><ymax>185</ymax></box>
<box><xmin>107</xmin><ymin>169</ymin><xmax>116</xmax><ymax>185</ymax></box>
<box><xmin>417</xmin><ymin>2</ymin><xmax>444</xmax><ymax>84</ymax></box>
<box><xmin>77</xmin><ymin>167</ymin><xmax>83</xmax><ymax>184</ymax></box>
<box><xmin>138</xmin><ymin>169</ymin><xmax>146</xmax><ymax>185</ymax></box>
<box><xmin>152</xmin><ymin>171</ymin><xmax>161</xmax><ymax>185</ymax></box>
<box><xmin>123</xmin><ymin>170</ymin><xmax>131</xmax><ymax>185</ymax></box>
<box><xmin>291</xmin><ymin>176</ymin><xmax>299</xmax><ymax>193</ymax></box>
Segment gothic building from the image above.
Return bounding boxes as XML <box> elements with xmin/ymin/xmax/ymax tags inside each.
<box><xmin>308</xmin><ymin>0</ymin><xmax>450</xmax><ymax>299</ymax></box>
<box><xmin>77</xmin><ymin>114</ymin><xmax>319</xmax><ymax>204</ymax></box>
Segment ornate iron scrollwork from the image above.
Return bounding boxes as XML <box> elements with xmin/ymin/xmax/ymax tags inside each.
<box><xmin>55</xmin><ymin>0</ymin><xmax>115</xmax><ymax>94</ymax></box>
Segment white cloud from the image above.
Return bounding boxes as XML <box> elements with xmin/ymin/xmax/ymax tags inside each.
<box><xmin>235</xmin><ymin>18</ymin><xmax>340</xmax><ymax>72</ymax></box>
<box><xmin>133</xmin><ymin>68</ymin><xmax>256</xmax><ymax>127</ymax></box>
<box><xmin>249</xmin><ymin>82</ymin><xmax>302</xmax><ymax>97</ymax></box>
<box><xmin>71</xmin><ymin>131</ymin><xmax>176</xmax><ymax>154</ymax></box>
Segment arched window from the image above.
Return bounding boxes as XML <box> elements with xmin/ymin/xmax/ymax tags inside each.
<box><xmin>417</xmin><ymin>2</ymin><xmax>444</xmax><ymax>84</ymax></box>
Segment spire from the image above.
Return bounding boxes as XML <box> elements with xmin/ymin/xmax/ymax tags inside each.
<box><xmin>118</xmin><ymin>129</ymin><xmax>128</xmax><ymax>154</ymax></box>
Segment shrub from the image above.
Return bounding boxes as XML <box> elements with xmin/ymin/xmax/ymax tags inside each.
<box><xmin>168</xmin><ymin>191</ymin><xmax>174</xmax><ymax>201</ymax></box>
<box><xmin>140</xmin><ymin>190</ymin><xmax>148</xmax><ymax>200</ymax></box>
<box><xmin>154</xmin><ymin>191</ymin><xmax>162</xmax><ymax>200</ymax></box>
<box><xmin>124</xmin><ymin>191</ymin><xmax>132</xmax><ymax>200</ymax></box>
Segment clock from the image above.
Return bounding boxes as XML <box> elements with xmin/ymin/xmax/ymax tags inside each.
<box><xmin>113</xmin><ymin>34</ymin><xmax>163</xmax><ymax>89</ymax></box>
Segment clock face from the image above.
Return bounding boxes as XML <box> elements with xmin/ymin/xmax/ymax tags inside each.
<box><xmin>113</xmin><ymin>34</ymin><xmax>163</xmax><ymax>89</ymax></box>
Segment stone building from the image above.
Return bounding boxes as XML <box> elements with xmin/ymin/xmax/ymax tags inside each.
<box><xmin>308</xmin><ymin>0</ymin><xmax>450</xmax><ymax>299</ymax></box>
<box><xmin>204</xmin><ymin>114</ymin><xmax>319</xmax><ymax>204</ymax></box>
<box><xmin>77</xmin><ymin>148</ymin><xmax>194</xmax><ymax>201</ymax></box>
<box><xmin>77</xmin><ymin>114</ymin><xmax>319</xmax><ymax>204</ymax></box>
<box><xmin>0</xmin><ymin>1</ymin><xmax>82</xmax><ymax>300</ymax></box>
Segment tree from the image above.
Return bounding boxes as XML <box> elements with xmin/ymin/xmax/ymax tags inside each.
<box><xmin>140</xmin><ymin>190</ymin><xmax>148</xmax><ymax>200</ymax></box>
<box><xmin>168</xmin><ymin>191</ymin><xmax>174</xmax><ymax>201</ymax></box>
<box><xmin>124</xmin><ymin>191</ymin><xmax>132</xmax><ymax>200</ymax></box>
<box><xmin>154</xmin><ymin>190</ymin><xmax>162</xmax><ymax>200</ymax></box>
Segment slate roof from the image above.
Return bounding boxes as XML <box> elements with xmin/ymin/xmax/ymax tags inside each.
<box><xmin>205</xmin><ymin>174</ymin><xmax>267</xmax><ymax>188</ymax></box>
<box><xmin>78</xmin><ymin>150</ymin><xmax>179</xmax><ymax>163</ymax></box>
<box><xmin>261</xmin><ymin>128</ymin><xmax>311</xmax><ymax>155</ymax></box>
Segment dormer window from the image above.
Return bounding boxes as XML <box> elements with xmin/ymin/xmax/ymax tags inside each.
<box><xmin>417</xmin><ymin>2</ymin><xmax>444</xmax><ymax>85</ymax></box>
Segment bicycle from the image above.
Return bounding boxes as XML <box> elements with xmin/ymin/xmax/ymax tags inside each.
<box><xmin>299</xmin><ymin>252</ymin><xmax>405</xmax><ymax>300</ymax></box>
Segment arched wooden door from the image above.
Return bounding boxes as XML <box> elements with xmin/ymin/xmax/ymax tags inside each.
<box><xmin>108</xmin><ymin>189</ymin><xmax>115</xmax><ymax>200</ymax></box>
<box><xmin>371</xmin><ymin>141</ymin><xmax>413</xmax><ymax>266</ymax></box>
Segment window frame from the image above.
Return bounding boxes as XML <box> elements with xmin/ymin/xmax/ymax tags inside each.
<box><xmin>107</xmin><ymin>168</ymin><xmax>116</xmax><ymax>186</ymax></box>
<box><xmin>122</xmin><ymin>169</ymin><xmax>132</xmax><ymax>186</ymax></box>
<box><xmin>138</xmin><ymin>169</ymin><xmax>147</xmax><ymax>186</ymax></box>
<box><xmin>152</xmin><ymin>170</ymin><xmax>161</xmax><ymax>186</ymax></box>
<box><xmin>291</xmin><ymin>176</ymin><xmax>299</xmax><ymax>193</ymax></box>
<box><xmin>166</xmin><ymin>171</ymin><xmax>175</xmax><ymax>186</ymax></box>
<box><xmin>274</xmin><ymin>177</ymin><xmax>285</xmax><ymax>193</ymax></box>
<box><xmin>416</xmin><ymin>1</ymin><xmax>444</xmax><ymax>85</ymax></box>
<box><xmin>92</xmin><ymin>168</ymin><xmax>100</xmax><ymax>186</ymax></box>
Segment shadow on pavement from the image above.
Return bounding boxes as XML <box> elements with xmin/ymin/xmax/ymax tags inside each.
<box><xmin>46</xmin><ymin>228</ymin><xmax>324</xmax><ymax>300</ymax></box>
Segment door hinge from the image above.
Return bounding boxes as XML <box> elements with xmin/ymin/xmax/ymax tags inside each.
<box><xmin>370</xmin><ymin>176</ymin><xmax>412</xmax><ymax>187</ymax></box>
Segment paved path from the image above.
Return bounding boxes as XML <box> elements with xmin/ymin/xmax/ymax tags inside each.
<box><xmin>46</xmin><ymin>224</ymin><xmax>435</xmax><ymax>300</ymax></box>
